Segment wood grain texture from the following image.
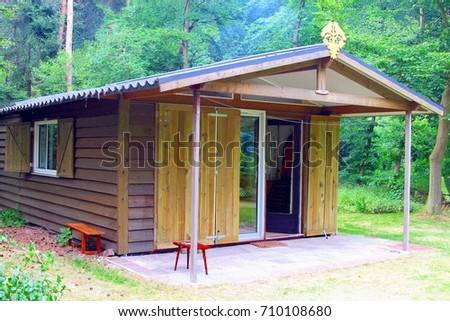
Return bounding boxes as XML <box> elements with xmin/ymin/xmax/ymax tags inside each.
<box><xmin>126</xmin><ymin>101</ymin><xmax>156</xmax><ymax>252</ymax></box>
<box><xmin>57</xmin><ymin>118</ymin><xmax>74</xmax><ymax>178</ymax></box>
<box><xmin>155</xmin><ymin>104</ymin><xmax>240</xmax><ymax>249</ymax></box>
<box><xmin>5</xmin><ymin>122</ymin><xmax>31</xmax><ymax>173</ymax></box>
<box><xmin>117</xmin><ymin>97</ymin><xmax>130</xmax><ymax>254</ymax></box>
<box><xmin>305</xmin><ymin>115</ymin><xmax>340</xmax><ymax>236</ymax></box>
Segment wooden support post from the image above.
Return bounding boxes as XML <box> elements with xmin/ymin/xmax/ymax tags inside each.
<box><xmin>403</xmin><ymin>110</ymin><xmax>412</xmax><ymax>251</ymax></box>
<box><xmin>190</xmin><ymin>87</ymin><xmax>201</xmax><ymax>283</ymax></box>
<box><xmin>117</xmin><ymin>96</ymin><xmax>130</xmax><ymax>255</ymax></box>
<box><xmin>316</xmin><ymin>63</ymin><xmax>327</xmax><ymax>93</ymax></box>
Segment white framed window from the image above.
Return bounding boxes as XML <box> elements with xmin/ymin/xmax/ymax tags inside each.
<box><xmin>33</xmin><ymin>120</ymin><xmax>58</xmax><ymax>177</ymax></box>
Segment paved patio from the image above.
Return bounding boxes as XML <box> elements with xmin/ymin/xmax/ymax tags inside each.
<box><xmin>106</xmin><ymin>234</ymin><xmax>430</xmax><ymax>286</ymax></box>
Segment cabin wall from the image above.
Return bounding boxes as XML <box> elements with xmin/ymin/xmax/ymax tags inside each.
<box><xmin>127</xmin><ymin>101</ymin><xmax>156</xmax><ymax>253</ymax></box>
<box><xmin>0</xmin><ymin>100</ymin><xmax>120</xmax><ymax>251</ymax></box>
<box><xmin>1</xmin><ymin>97</ymin><xmax>339</xmax><ymax>253</ymax></box>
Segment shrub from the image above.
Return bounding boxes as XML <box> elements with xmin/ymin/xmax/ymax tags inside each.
<box><xmin>56</xmin><ymin>227</ymin><xmax>73</xmax><ymax>246</ymax></box>
<box><xmin>0</xmin><ymin>268</ymin><xmax>65</xmax><ymax>301</ymax></box>
<box><xmin>338</xmin><ymin>185</ymin><xmax>424</xmax><ymax>214</ymax></box>
<box><xmin>0</xmin><ymin>207</ymin><xmax>26</xmax><ymax>227</ymax></box>
<box><xmin>0</xmin><ymin>242</ymin><xmax>66</xmax><ymax>301</ymax></box>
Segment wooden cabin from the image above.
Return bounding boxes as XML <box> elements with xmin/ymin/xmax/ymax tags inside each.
<box><xmin>0</xmin><ymin>43</ymin><xmax>443</xmax><ymax>255</ymax></box>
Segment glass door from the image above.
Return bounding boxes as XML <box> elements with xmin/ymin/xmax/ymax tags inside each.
<box><xmin>239</xmin><ymin>110</ymin><xmax>265</xmax><ymax>241</ymax></box>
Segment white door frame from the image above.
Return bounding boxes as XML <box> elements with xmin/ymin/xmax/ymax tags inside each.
<box><xmin>239</xmin><ymin>109</ymin><xmax>266</xmax><ymax>241</ymax></box>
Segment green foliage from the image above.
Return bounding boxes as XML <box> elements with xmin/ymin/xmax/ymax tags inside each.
<box><xmin>3</xmin><ymin>0</ymin><xmax>448</xmax><ymax>105</ymax></box>
<box><xmin>338</xmin><ymin>185</ymin><xmax>423</xmax><ymax>214</ymax></box>
<box><xmin>243</xmin><ymin>6</ymin><xmax>298</xmax><ymax>54</ymax></box>
<box><xmin>340</xmin><ymin>113</ymin><xmax>446</xmax><ymax>196</ymax></box>
<box><xmin>22</xmin><ymin>242</ymin><xmax>56</xmax><ymax>272</ymax></box>
<box><xmin>56</xmin><ymin>227</ymin><xmax>73</xmax><ymax>246</ymax></box>
<box><xmin>0</xmin><ymin>241</ymin><xmax>65</xmax><ymax>301</ymax></box>
<box><xmin>0</xmin><ymin>0</ymin><xmax>59</xmax><ymax>101</ymax></box>
<box><xmin>0</xmin><ymin>207</ymin><xmax>26</xmax><ymax>227</ymax></box>
<box><xmin>0</xmin><ymin>267</ymin><xmax>65</xmax><ymax>301</ymax></box>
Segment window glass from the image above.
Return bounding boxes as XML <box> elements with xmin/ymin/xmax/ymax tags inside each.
<box><xmin>47</xmin><ymin>123</ymin><xmax>57</xmax><ymax>170</ymax></box>
<box><xmin>34</xmin><ymin>120</ymin><xmax>58</xmax><ymax>175</ymax></box>
<box><xmin>38</xmin><ymin>124</ymin><xmax>47</xmax><ymax>169</ymax></box>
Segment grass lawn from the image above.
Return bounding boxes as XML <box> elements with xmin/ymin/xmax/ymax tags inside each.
<box><xmin>239</xmin><ymin>200</ymin><xmax>256</xmax><ymax>228</ymax></box>
<box><xmin>2</xmin><ymin>210</ymin><xmax>449</xmax><ymax>301</ymax></box>
<box><xmin>338</xmin><ymin>211</ymin><xmax>450</xmax><ymax>254</ymax></box>
<box><xmin>48</xmin><ymin>211</ymin><xmax>449</xmax><ymax>301</ymax></box>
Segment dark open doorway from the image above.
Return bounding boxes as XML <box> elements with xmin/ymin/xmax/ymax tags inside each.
<box><xmin>265</xmin><ymin>119</ymin><xmax>302</xmax><ymax>236</ymax></box>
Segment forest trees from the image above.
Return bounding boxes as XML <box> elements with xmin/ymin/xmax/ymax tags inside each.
<box><xmin>0</xmin><ymin>0</ymin><xmax>448</xmax><ymax>211</ymax></box>
<box><xmin>0</xmin><ymin>0</ymin><xmax>59</xmax><ymax>100</ymax></box>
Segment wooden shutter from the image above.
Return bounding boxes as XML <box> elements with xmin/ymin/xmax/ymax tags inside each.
<box><xmin>156</xmin><ymin>104</ymin><xmax>193</xmax><ymax>248</ymax></box>
<box><xmin>156</xmin><ymin>104</ymin><xmax>241</xmax><ymax>249</ymax></box>
<box><xmin>5</xmin><ymin>122</ymin><xmax>31</xmax><ymax>173</ymax></box>
<box><xmin>199</xmin><ymin>107</ymin><xmax>240</xmax><ymax>244</ymax></box>
<box><xmin>305</xmin><ymin>115</ymin><xmax>340</xmax><ymax>236</ymax></box>
<box><xmin>57</xmin><ymin>118</ymin><xmax>74</xmax><ymax>178</ymax></box>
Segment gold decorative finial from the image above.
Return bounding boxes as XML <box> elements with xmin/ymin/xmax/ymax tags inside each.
<box><xmin>321</xmin><ymin>21</ymin><xmax>346</xmax><ymax>59</ymax></box>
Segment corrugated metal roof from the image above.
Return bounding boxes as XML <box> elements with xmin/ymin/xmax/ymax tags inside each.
<box><xmin>0</xmin><ymin>43</ymin><xmax>444</xmax><ymax>115</ymax></box>
<box><xmin>0</xmin><ymin>44</ymin><xmax>326</xmax><ymax>115</ymax></box>
<box><xmin>0</xmin><ymin>77</ymin><xmax>159</xmax><ymax>114</ymax></box>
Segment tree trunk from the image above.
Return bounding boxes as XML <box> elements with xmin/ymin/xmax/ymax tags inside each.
<box><xmin>126</xmin><ymin>0</ymin><xmax>130</xmax><ymax>7</ymax></box>
<box><xmin>181</xmin><ymin>0</ymin><xmax>192</xmax><ymax>69</ymax></box>
<box><xmin>393</xmin><ymin>158</ymin><xmax>401</xmax><ymax>174</ymax></box>
<box><xmin>292</xmin><ymin>0</ymin><xmax>306</xmax><ymax>47</ymax></box>
<box><xmin>57</xmin><ymin>0</ymin><xmax>67</xmax><ymax>49</ymax></box>
<box><xmin>418</xmin><ymin>7</ymin><xmax>424</xmax><ymax>32</ymax></box>
<box><xmin>26</xmin><ymin>46</ymin><xmax>32</xmax><ymax>97</ymax></box>
<box><xmin>65</xmin><ymin>0</ymin><xmax>73</xmax><ymax>92</ymax></box>
<box><xmin>436</xmin><ymin>0</ymin><xmax>449</xmax><ymax>28</ymax></box>
<box><xmin>427</xmin><ymin>78</ymin><xmax>450</xmax><ymax>214</ymax></box>
<box><xmin>292</xmin><ymin>21</ymin><xmax>300</xmax><ymax>48</ymax></box>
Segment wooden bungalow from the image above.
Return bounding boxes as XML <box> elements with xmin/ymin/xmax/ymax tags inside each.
<box><xmin>0</xmin><ymin>33</ymin><xmax>444</xmax><ymax>261</ymax></box>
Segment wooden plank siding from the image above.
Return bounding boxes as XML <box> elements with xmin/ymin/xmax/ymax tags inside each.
<box><xmin>117</xmin><ymin>98</ymin><xmax>130</xmax><ymax>254</ymax></box>
<box><xmin>127</xmin><ymin>101</ymin><xmax>156</xmax><ymax>254</ymax></box>
<box><xmin>0</xmin><ymin>100</ymin><xmax>121</xmax><ymax>252</ymax></box>
<box><xmin>305</xmin><ymin>115</ymin><xmax>340</xmax><ymax>236</ymax></box>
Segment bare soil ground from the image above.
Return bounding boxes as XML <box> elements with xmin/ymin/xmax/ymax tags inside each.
<box><xmin>0</xmin><ymin>224</ymin><xmax>80</xmax><ymax>257</ymax></box>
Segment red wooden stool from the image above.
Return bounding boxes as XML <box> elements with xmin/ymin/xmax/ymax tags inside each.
<box><xmin>173</xmin><ymin>241</ymin><xmax>211</xmax><ymax>275</ymax></box>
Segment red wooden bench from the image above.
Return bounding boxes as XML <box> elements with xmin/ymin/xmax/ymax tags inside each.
<box><xmin>66</xmin><ymin>222</ymin><xmax>104</xmax><ymax>255</ymax></box>
<box><xmin>173</xmin><ymin>241</ymin><xmax>211</xmax><ymax>275</ymax></box>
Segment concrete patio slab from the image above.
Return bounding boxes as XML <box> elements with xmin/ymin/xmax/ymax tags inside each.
<box><xmin>106</xmin><ymin>234</ymin><xmax>431</xmax><ymax>286</ymax></box>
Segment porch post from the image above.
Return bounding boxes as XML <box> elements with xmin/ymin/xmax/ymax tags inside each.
<box><xmin>403</xmin><ymin>110</ymin><xmax>412</xmax><ymax>251</ymax></box>
<box><xmin>190</xmin><ymin>86</ymin><xmax>201</xmax><ymax>282</ymax></box>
